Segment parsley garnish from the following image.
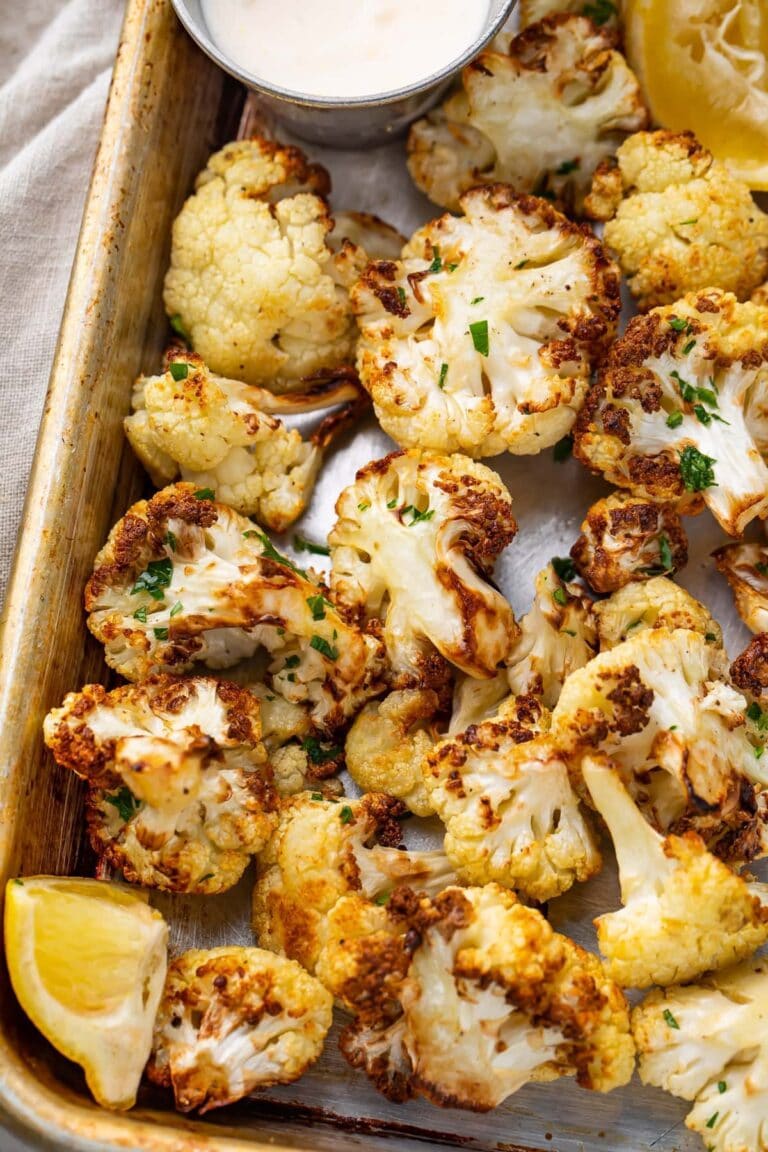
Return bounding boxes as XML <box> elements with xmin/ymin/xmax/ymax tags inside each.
<box><xmin>553</xmin><ymin>435</ymin><xmax>573</xmax><ymax>462</ymax></box>
<box><xmin>682</xmin><ymin>338</ymin><xmax>697</xmax><ymax>355</ymax></box>
<box><xmin>339</xmin><ymin>805</ymin><xmax>354</xmax><ymax>824</ymax></box>
<box><xmin>169</xmin><ymin>600</ymin><xmax>183</xmax><ymax>617</ymax></box>
<box><xmin>438</xmin><ymin>362</ymin><xmax>448</xmax><ymax>390</ymax></box>
<box><xmin>106</xmin><ymin>786</ymin><xmax>139</xmax><ymax>823</ymax></box>
<box><xmin>12</xmin><ymin>878</ymin><xmax>23</xmax><ymax>886</ymax></box>
<box><xmin>756</xmin><ymin>746</ymin><xmax>765</xmax><ymax>761</ymax></box>
<box><xmin>556</xmin><ymin>159</ymin><xmax>580</xmax><ymax>175</ymax></box>
<box><xmin>705</xmin><ymin>632</ymin><xmax>717</xmax><ymax>642</ymax></box>
<box><xmin>193</xmin><ymin>487</ymin><xmax>215</xmax><ymax>500</ymax></box>
<box><xmin>307</xmin><ymin>594</ymin><xmax>327</xmax><ymax>621</ymax></box>
<box><xmin>445</xmin><ymin>262</ymin><xmax>459</xmax><ymax>272</ymax></box>
<box><xmin>310</xmin><ymin>635</ymin><xmax>339</xmax><ymax>660</ymax></box>
<box><xmin>302</xmin><ymin>737</ymin><xmax>342</xmax><ymax>765</ymax></box>
<box><xmin>666</xmin><ymin>410</ymin><xmax>683</xmax><ymax>429</ymax></box>
<box><xmin>164</xmin><ymin>530</ymin><xmax>177</xmax><ymax>551</ymax></box>
<box><xmin>132</xmin><ymin>558</ymin><xmax>173</xmax><ymax>601</ymax></box>
<box><xmin>551</xmin><ymin>556</ymin><xmax>577</xmax><ymax>582</ymax></box>
<box><xmin>403</xmin><ymin>505</ymin><xmax>435</xmax><ymax>526</ymax></box>
<box><xmin>169</xmin><ymin>313</ymin><xmax>190</xmax><ymax>341</ymax></box>
<box><xmin>677</xmin><ymin>219</ymin><xmax>699</xmax><ymax>227</ymax></box>
<box><xmin>198</xmin><ymin>873</ymin><xmax>215</xmax><ymax>883</ymax></box>
<box><xmin>252</xmin><ymin>531</ymin><xmax>309</xmax><ymax>578</ymax></box>
<box><xmin>294</xmin><ymin>534</ymin><xmax>330</xmax><ymax>557</ymax></box>
<box><xmin>310</xmin><ymin>792</ymin><xmax>324</xmax><ymax>801</ymax></box>
<box><xmin>469</xmin><ymin>319</ymin><xmax>489</xmax><ymax>357</ymax></box>
<box><xmin>658</xmin><ymin>534</ymin><xmax>673</xmax><ymax>572</ymax></box>
<box><xmin>668</xmin><ymin>317</ymin><xmax>690</xmax><ymax>333</ymax></box>
<box><xmin>756</xmin><ymin>562</ymin><xmax>768</xmax><ymax>577</ymax></box>
<box><xmin>375</xmin><ymin>891</ymin><xmax>392</xmax><ymax>905</ymax></box>
<box><xmin>284</xmin><ymin>655</ymin><xmax>301</xmax><ymax>669</ymax></box>
<box><xmin>679</xmin><ymin>445</ymin><xmax>717</xmax><ymax>491</ymax></box>
<box><xmin>515</xmin><ymin>259</ymin><xmax>529</xmax><ymax>270</ymax></box>
<box><xmin>706</xmin><ymin>1114</ymin><xmax>719</xmax><ymax>1130</ymax></box>
<box><xmin>358</xmin><ymin>501</ymin><xmax>370</xmax><ymax>512</ymax></box>
<box><xmin>748</xmin><ymin>702</ymin><xmax>768</xmax><ymax>731</ymax></box>
<box><xmin>153</xmin><ymin>626</ymin><xmax>169</xmax><ymax>640</ymax></box>
<box><xmin>582</xmin><ymin>0</ymin><xmax>616</xmax><ymax>23</ymax></box>
<box><xmin>718</xmin><ymin>1081</ymin><xmax>727</xmax><ymax>1094</ymax></box>
<box><xmin>663</xmin><ymin>1009</ymin><xmax>679</xmax><ymax>1029</ymax></box>
<box><xmin>387</xmin><ymin>498</ymin><xmax>397</xmax><ymax>509</ymax></box>
<box><xmin>397</xmin><ymin>286</ymin><xmax>407</xmax><ymax>306</ymax></box>
<box><xmin>427</xmin><ymin>247</ymin><xmax>442</xmax><ymax>273</ymax></box>
<box><xmin>169</xmin><ymin>361</ymin><xmax>188</xmax><ymax>382</ymax></box>
<box><xmin>553</xmin><ymin>587</ymin><xmax>568</xmax><ymax>606</ymax></box>
<box><xmin>470</xmin><ymin>296</ymin><xmax>485</xmax><ymax>305</ymax></box>
<box><xmin>133</xmin><ymin>606</ymin><xmax>148</xmax><ymax>623</ymax></box>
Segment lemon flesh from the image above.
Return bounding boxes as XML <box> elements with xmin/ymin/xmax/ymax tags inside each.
<box><xmin>4</xmin><ymin>876</ymin><xmax>168</xmax><ymax>1110</ymax></box>
<box><xmin>625</xmin><ymin>0</ymin><xmax>768</xmax><ymax>189</ymax></box>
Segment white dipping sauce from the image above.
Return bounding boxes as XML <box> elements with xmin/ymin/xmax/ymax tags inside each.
<box><xmin>201</xmin><ymin>0</ymin><xmax>490</xmax><ymax>99</ymax></box>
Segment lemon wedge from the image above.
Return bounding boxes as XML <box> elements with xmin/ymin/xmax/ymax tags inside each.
<box><xmin>625</xmin><ymin>0</ymin><xmax>768</xmax><ymax>189</ymax></box>
<box><xmin>4</xmin><ymin>876</ymin><xmax>168</xmax><ymax>1110</ymax></box>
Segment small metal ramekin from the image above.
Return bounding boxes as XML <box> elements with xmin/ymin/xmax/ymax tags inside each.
<box><xmin>171</xmin><ymin>0</ymin><xmax>517</xmax><ymax>149</ymax></box>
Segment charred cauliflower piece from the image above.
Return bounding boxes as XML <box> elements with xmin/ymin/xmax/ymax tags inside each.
<box><xmin>85</xmin><ymin>484</ymin><xmax>384</xmax><ymax>734</ymax></box>
<box><xmin>252</xmin><ymin>792</ymin><xmax>457</xmax><ymax>973</ymax></box>
<box><xmin>731</xmin><ymin>635</ymin><xmax>768</xmax><ymax>700</ymax></box>
<box><xmin>574</xmin><ymin>290</ymin><xmax>768</xmax><ymax>536</ymax></box>
<box><xmin>634</xmin><ymin>960</ymin><xmax>768</xmax><ymax>1152</ymax></box>
<box><xmin>125</xmin><ymin>352</ymin><xmax>367</xmax><ymax>532</ymax></box>
<box><xmin>321</xmin><ymin>884</ymin><xmax>634</xmax><ymax>1107</ymax></box>
<box><xmin>594</xmin><ymin>576</ymin><xmax>721</xmax><ymax>650</ymax></box>
<box><xmin>163</xmin><ymin>137</ymin><xmax>369</xmax><ymax>391</ymax></box>
<box><xmin>425</xmin><ymin>726</ymin><xmax>601</xmax><ymax>901</ymax></box>
<box><xmin>43</xmin><ymin>676</ymin><xmax>277</xmax><ymax>894</ymax></box>
<box><xmin>147</xmin><ymin>946</ymin><xmax>331</xmax><ymax>1113</ymax></box>
<box><xmin>407</xmin><ymin>16</ymin><xmax>646</xmax><ymax>215</ymax></box>
<box><xmin>715</xmin><ymin>543</ymin><xmax>768</xmax><ymax>635</ymax></box>
<box><xmin>584</xmin><ymin>130</ymin><xmax>768</xmax><ymax>310</ymax></box>
<box><xmin>329</xmin><ymin>449</ymin><xmax>518</xmax><ymax>682</ymax></box>
<box><xmin>553</xmin><ymin>627</ymin><xmax>766</xmax><ymax>858</ymax></box>
<box><xmin>506</xmin><ymin>562</ymin><xmax>598</xmax><ymax>707</ymax></box>
<box><xmin>571</xmin><ymin>492</ymin><xmax>687</xmax><ymax>593</ymax></box>
<box><xmin>582</xmin><ymin>757</ymin><xmax>768</xmax><ymax>987</ymax></box>
<box><xmin>520</xmin><ymin>0</ymin><xmax>622</xmax><ymax>28</ymax></box>
<box><xmin>352</xmin><ymin>185</ymin><xmax>620</xmax><ymax>458</ymax></box>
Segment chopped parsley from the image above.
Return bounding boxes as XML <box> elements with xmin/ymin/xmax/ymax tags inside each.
<box><xmin>310</xmin><ymin>635</ymin><xmax>339</xmax><ymax>661</ymax></box>
<box><xmin>339</xmin><ymin>805</ymin><xmax>354</xmax><ymax>824</ymax></box>
<box><xmin>679</xmin><ymin>445</ymin><xmax>717</xmax><ymax>491</ymax></box>
<box><xmin>582</xmin><ymin>0</ymin><xmax>616</xmax><ymax>23</ymax></box>
<box><xmin>705</xmin><ymin>632</ymin><xmax>718</xmax><ymax>642</ymax></box>
<box><xmin>164</xmin><ymin>530</ymin><xmax>177</xmax><ymax>551</ymax></box>
<box><xmin>284</xmin><ymin>655</ymin><xmax>301</xmax><ymax>669</ymax></box>
<box><xmin>470</xmin><ymin>296</ymin><xmax>485</xmax><ymax>305</ymax></box>
<box><xmin>756</xmin><ymin>562</ymin><xmax>768</xmax><ymax>577</ymax></box>
<box><xmin>427</xmin><ymin>247</ymin><xmax>442</xmax><ymax>273</ymax></box>
<box><xmin>169</xmin><ymin>313</ymin><xmax>190</xmax><ymax>341</ymax></box>
<box><xmin>169</xmin><ymin>361</ymin><xmax>188</xmax><ymax>382</ymax></box>
<box><xmin>106</xmin><ymin>786</ymin><xmax>139</xmax><ymax>823</ymax></box>
<box><xmin>193</xmin><ymin>487</ymin><xmax>215</xmax><ymax>500</ymax></box>
<box><xmin>403</xmin><ymin>505</ymin><xmax>435</xmax><ymax>525</ymax></box>
<box><xmin>251</xmin><ymin>531</ymin><xmax>308</xmax><ymax>578</ymax></box>
<box><xmin>198</xmin><ymin>873</ymin><xmax>215</xmax><ymax>883</ymax></box>
<box><xmin>169</xmin><ymin>600</ymin><xmax>183</xmax><ymax>618</ymax></box>
<box><xmin>311</xmin><ymin>792</ymin><xmax>324</xmax><ymax>801</ymax></box>
<box><xmin>302</xmin><ymin>737</ymin><xmax>342</xmax><ymax>765</ymax></box>
<box><xmin>556</xmin><ymin>158</ymin><xmax>580</xmax><ymax>175</ymax></box>
<box><xmin>438</xmin><ymin>362</ymin><xmax>448</xmax><ymax>390</ymax></box>
<box><xmin>677</xmin><ymin>219</ymin><xmax>699</xmax><ymax>227</ymax></box>
<box><xmin>12</xmin><ymin>878</ymin><xmax>23</xmax><ymax>886</ymax></box>
<box><xmin>668</xmin><ymin>317</ymin><xmax>690</xmax><ymax>333</ymax></box>
<box><xmin>514</xmin><ymin>259</ymin><xmax>529</xmax><ymax>270</ymax></box>
<box><xmin>553</xmin><ymin>434</ymin><xmax>573</xmax><ymax>462</ymax></box>
<box><xmin>561</xmin><ymin>628</ymin><xmax>577</xmax><ymax>637</ymax></box>
<box><xmin>387</xmin><ymin>498</ymin><xmax>398</xmax><ymax>509</ymax></box>
<box><xmin>132</xmin><ymin>557</ymin><xmax>173</xmax><ymax>601</ymax></box>
<box><xmin>756</xmin><ymin>745</ymin><xmax>765</xmax><ymax>761</ymax></box>
<box><xmin>663</xmin><ymin>1009</ymin><xmax>680</xmax><ymax>1029</ymax></box>
<box><xmin>553</xmin><ymin>587</ymin><xmax>568</xmax><ymax>606</ymax></box>
<box><xmin>307</xmin><ymin>594</ymin><xmax>327</xmax><ymax>621</ymax></box>
<box><xmin>294</xmin><ymin>534</ymin><xmax>330</xmax><ymax>557</ymax></box>
<box><xmin>397</xmin><ymin>286</ymin><xmax>407</xmax><ymax>306</ymax></box>
<box><xmin>706</xmin><ymin>1114</ymin><xmax>719</xmax><ymax>1130</ymax></box>
<box><xmin>626</xmin><ymin>617</ymin><xmax>644</xmax><ymax>631</ymax></box>
<box><xmin>658</xmin><ymin>534</ymin><xmax>673</xmax><ymax>572</ymax></box>
<box><xmin>666</xmin><ymin>410</ymin><xmax>684</xmax><ymax>429</ymax></box>
<box><xmin>445</xmin><ymin>262</ymin><xmax>459</xmax><ymax>272</ymax></box>
<box><xmin>358</xmin><ymin>502</ymin><xmax>370</xmax><ymax>512</ymax></box>
<box><xmin>153</xmin><ymin>626</ymin><xmax>169</xmax><ymax>640</ymax></box>
<box><xmin>133</xmin><ymin>606</ymin><xmax>148</xmax><ymax>623</ymax></box>
<box><xmin>551</xmin><ymin>556</ymin><xmax>577</xmax><ymax>582</ymax></box>
<box><xmin>374</xmin><ymin>890</ymin><xmax>392</xmax><ymax>905</ymax></box>
<box><xmin>718</xmin><ymin>1081</ymin><xmax>727</xmax><ymax>1094</ymax></box>
<box><xmin>469</xmin><ymin>319</ymin><xmax>489</xmax><ymax>357</ymax></box>
<box><xmin>682</xmin><ymin>338</ymin><xmax>697</xmax><ymax>355</ymax></box>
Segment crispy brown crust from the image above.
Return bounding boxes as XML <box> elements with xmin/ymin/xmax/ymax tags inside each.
<box><xmin>731</xmin><ymin>635</ymin><xmax>768</xmax><ymax>696</ymax></box>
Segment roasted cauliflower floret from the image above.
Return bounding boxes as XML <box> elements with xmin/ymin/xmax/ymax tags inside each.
<box><xmin>584</xmin><ymin>130</ymin><xmax>768</xmax><ymax>310</ymax></box>
<box><xmin>506</xmin><ymin>562</ymin><xmax>598</xmax><ymax>706</ymax></box>
<box><xmin>125</xmin><ymin>352</ymin><xmax>367</xmax><ymax>532</ymax></box>
<box><xmin>321</xmin><ymin>884</ymin><xmax>634</xmax><ymax>1108</ymax></box>
<box><xmin>425</xmin><ymin>726</ymin><xmax>601</xmax><ymax>901</ymax></box>
<box><xmin>329</xmin><ymin>449</ymin><xmax>518</xmax><ymax>681</ymax></box>
<box><xmin>571</xmin><ymin>492</ymin><xmax>687</xmax><ymax>593</ymax></box>
<box><xmin>731</xmin><ymin>634</ymin><xmax>768</xmax><ymax>699</ymax></box>
<box><xmin>594</xmin><ymin>576</ymin><xmax>721</xmax><ymax>649</ymax></box>
<box><xmin>252</xmin><ymin>792</ymin><xmax>457</xmax><ymax>973</ymax></box>
<box><xmin>574</xmin><ymin>290</ymin><xmax>768</xmax><ymax>536</ymax></box>
<box><xmin>43</xmin><ymin>676</ymin><xmax>278</xmax><ymax>894</ymax></box>
<box><xmin>553</xmin><ymin>627</ymin><xmax>766</xmax><ymax>858</ymax></box>
<box><xmin>407</xmin><ymin>15</ymin><xmax>646</xmax><ymax>215</ymax></box>
<box><xmin>146</xmin><ymin>946</ymin><xmax>332</xmax><ymax>1113</ymax></box>
<box><xmin>345</xmin><ymin>689</ymin><xmax>444</xmax><ymax>817</ymax></box>
<box><xmin>715</xmin><ymin>543</ymin><xmax>768</xmax><ymax>635</ymax></box>
<box><xmin>163</xmin><ymin>136</ymin><xmax>368</xmax><ymax>391</ymax></box>
<box><xmin>520</xmin><ymin>0</ymin><xmax>622</xmax><ymax>28</ymax></box>
<box><xmin>633</xmin><ymin>960</ymin><xmax>768</xmax><ymax>1152</ymax></box>
<box><xmin>352</xmin><ymin>185</ymin><xmax>620</xmax><ymax>458</ymax></box>
<box><xmin>84</xmin><ymin>484</ymin><xmax>384</xmax><ymax>734</ymax></box>
<box><xmin>582</xmin><ymin>757</ymin><xmax>768</xmax><ymax>987</ymax></box>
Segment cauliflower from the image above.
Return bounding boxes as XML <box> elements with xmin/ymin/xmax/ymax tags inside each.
<box><xmin>320</xmin><ymin>884</ymin><xmax>634</xmax><ymax>1108</ymax></box>
<box><xmin>252</xmin><ymin>792</ymin><xmax>458</xmax><ymax>973</ymax></box>
<box><xmin>146</xmin><ymin>946</ymin><xmax>332</xmax><ymax>1113</ymax></box>
<box><xmin>329</xmin><ymin>449</ymin><xmax>518</xmax><ymax>681</ymax></box>
<box><xmin>731</xmin><ymin>635</ymin><xmax>768</xmax><ymax>699</ymax></box>
<box><xmin>574</xmin><ymin>290</ymin><xmax>768</xmax><ymax>536</ymax></box>
<box><xmin>570</xmin><ymin>492</ymin><xmax>687</xmax><ymax>593</ymax></box>
<box><xmin>424</xmin><ymin>725</ymin><xmax>601</xmax><ymax>901</ymax></box>
<box><xmin>163</xmin><ymin>136</ymin><xmax>371</xmax><ymax>391</ymax></box>
<box><xmin>506</xmin><ymin>562</ymin><xmax>597</xmax><ymax>706</ymax></box>
<box><xmin>407</xmin><ymin>15</ymin><xmax>646</xmax><ymax>215</ymax></box>
<box><xmin>43</xmin><ymin>676</ymin><xmax>278</xmax><ymax>894</ymax></box>
<box><xmin>84</xmin><ymin>484</ymin><xmax>385</xmax><ymax>734</ymax></box>
<box><xmin>520</xmin><ymin>0</ymin><xmax>622</xmax><ymax>28</ymax></box>
<box><xmin>552</xmin><ymin>627</ymin><xmax>767</xmax><ymax>858</ymax></box>
<box><xmin>714</xmin><ymin>543</ymin><xmax>768</xmax><ymax>634</ymax></box>
<box><xmin>633</xmin><ymin>960</ymin><xmax>768</xmax><ymax>1152</ymax></box>
<box><xmin>125</xmin><ymin>352</ymin><xmax>367</xmax><ymax>532</ymax></box>
<box><xmin>594</xmin><ymin>575</ymin><xmax>722</xmax><ymax>650</ymax></box>
<box><xmin>448</xmin><ymin>680</ymin><xmax>549</xmax><ymax>737</ymax></box>
<box><xmin>582</xmin><ymin>756</ymin><xmax>768</xmax><ymax>987</ymax></box>
<box><xmin>584</xmin><ymin>130</ymin><xmax>768</xmax><ymax>310</ymax></box>
<box><xmin>352</xmin><ymin>185</ymin><xmax>620</xmax><ymax>458</ymax></box>
<box><xmin>345</xmin><ymin>689</ymin><xmax>444</xmax><ymax>817</ymax></box>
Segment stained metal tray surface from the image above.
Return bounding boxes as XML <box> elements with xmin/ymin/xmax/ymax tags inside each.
<box><xmin>0</xmin><ymin>1</ymin><xmax>757</xmax><ymax>1150</ymax></box>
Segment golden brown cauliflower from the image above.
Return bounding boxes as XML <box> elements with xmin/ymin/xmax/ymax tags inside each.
<box><xmin>43</xmin><ymin>676</ymin><xmax>278</xmax><ymax>894</ymax></box>
<box><xmin>571</xmin><ymin>492</ymin><xmax>687</xmax><ymax>593</ymax></box>
<box><xmin>584</xmin><ymin>130</ymin><xmax>768</xmax><ymax>310</ymax></box>
<box><xmin>252</xmin><ymin>792</ymin><xmax>457</xmax><ymax>973</ymax></box>
<box><xmin>552</xmin><ymin>627</ymin><xmax>767</xmax><ymax>859</ymax></box>
<box><xmin>424</xmin><ymin>725</ymin><xmax>601</xmax><ymax>901</ymax></box>
<box><xmin>731</xmin><ymin>634</ymin><xmax>768</xmax><ymax>700</ymax></box>
<box><xmin>163</xmin><ymin>137</ymin><xmax>369</xmax><ymax>391</ymax></box>
<box><xmin>329</xmin><ymin>449</ymin><xmax>518</xmax><ymax>682</ymax></box>
<box><xmin>407</xmin><ymin>15</ymin><xmax>646</xmax><ymax>215</ymax></box>
<box><xmin>352</xmin><ymin>185</ymin><xmax>620</xmax><ymax>458</ymax></box>
<box><xmin>574</xmin><ymin>290</ymin><xmax>768</xmax><ymax>536</ymax></box>
<box><xmin>84</xmin><ymin>484</ymin><xmax>385</xmax><ymax>734</ymax></box>
<box><xmin>714</xmin><ymin>542</ymin><xmax>768</xmax><ymax>635</ymax></box>
<box><xmin>125</xmin><ymin>351</ymin><xmax>367</xmax><ymax>532</ymax></box>
<box><xmin>594</xmin><ymin>576</ymin><xmax>722</xmax><ymax>650</ymax></box>
<box><xmin>319</xmin><ymin>884</ymin><xmax>634</xmax><ymax>1108</ymax></box>
<box><xmin>147</xmin><ymin>946</ymin><xmax>332</xmax><ymax>1113</ymax></box>
<box><xmin>582</xmin><ymin>756</ymin><xmax>768</xmax><ymax>988</ymax></box>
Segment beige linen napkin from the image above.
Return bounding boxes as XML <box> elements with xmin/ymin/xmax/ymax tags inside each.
<box><xmin>0</xmin><ymin>0</ymin><xmax>123</xmax><ymax>605</ymax></box>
